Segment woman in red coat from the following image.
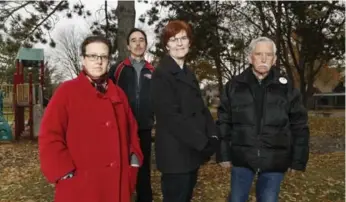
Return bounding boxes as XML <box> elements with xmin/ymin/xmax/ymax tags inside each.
<box><xmin>39</xmin><ymin>35</ymin><xmax>143</xmax><ymax>202</ymax></box>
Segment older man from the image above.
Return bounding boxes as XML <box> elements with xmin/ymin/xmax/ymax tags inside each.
<box><xmin>217</xmin><ymin>36</ymin><xmax>309</xmax><ymax>202</ymax></box>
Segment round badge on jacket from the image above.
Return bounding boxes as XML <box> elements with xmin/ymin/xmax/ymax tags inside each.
<box><xmin>279</xmin><ymin>77</ymin><xmax>287</xmax><ymax>84</ymax></box>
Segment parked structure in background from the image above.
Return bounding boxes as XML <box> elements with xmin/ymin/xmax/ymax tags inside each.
<box><xmin>0</xmin><ymin>48</ymin><xmax>45</xmax><ymax>141</ymax></box>
<box><xmin>201</xmin><ymin>83</ymin><xmax>220</xmax><ymax>107</ymax></box>
<box><xmin>312</xmin><ymin>66</ymin><xmax>344</xmax><ymax>93</ymax></box>
<box><xmin>311</xmin><ymin>68</ymin><xmax>345</xmax><ymax>110</ymax></box>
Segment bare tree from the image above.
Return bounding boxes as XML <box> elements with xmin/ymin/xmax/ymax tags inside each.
<box><xmin>50</xmin><ymin>26</ymin><xmax>90</xmax><ymax>80</ymax></box>
<box><xmin>44</xmin><ymin>59</ymin><xmax>65</xmax><ymax>84</ymax></box>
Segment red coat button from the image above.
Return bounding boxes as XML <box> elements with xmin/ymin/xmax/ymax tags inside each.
<box><xmin>105</xmin><ymin>121</ymin><xmax>111</xmax><ymax>127</ymax></box>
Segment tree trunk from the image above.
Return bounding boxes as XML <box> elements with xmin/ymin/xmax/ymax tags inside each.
<box><xmin>255</xmin><ymin>2</ymin><xmax>270</xmax><ymax>35</ymax></box>
<box><xmin>214</xmin><ymin>54</ymin><xmax>224</xmax><ymax>95</ymax></box>
<box><xmin>275</xmin><ymin>1</ymin><xmax>282</xmax><ymax>68</ymax></box>
<box><xmin>306</xmin><ymin>75</ymin><xmax>315</xmax><ymax>109</ymax></box>
<box><xmin>105</xmin><ymin>0</ymin><xmax>109</xmax><ymax>38</ymax></box>
<box><xmin>115</xmin><ymin>0</ymin><xmax>136</xmax><ymax>63</ymax></box>
<box><xmin>299</xmin><ymin>70</ymin><xmax>308</xmax><ymax>107</ymax></box>
<box><xmin>212</xmin><ymin>1</ymin><xmax>224</xmax><ymax>95</ymax></box>
<box><xmin>280</xmin><ymin>39</ymin><xmax>294</xmax><ymax>83</ymax></box>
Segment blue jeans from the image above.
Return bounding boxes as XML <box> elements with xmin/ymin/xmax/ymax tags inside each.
<box><xmin>228</xmin><ymin>167</ymin><xmax>284</xmax><ymax>202</ymax></box>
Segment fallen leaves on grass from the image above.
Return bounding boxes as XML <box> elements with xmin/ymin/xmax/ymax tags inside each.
<box><xmin>309</xmin><ymin>117</ymin><xmax>345</xmax><ymax>138</ymax></box>
<box><xmin>0</xmin><ymin>141</ymin><xmax>344</xmax><ymax>202</ymax></box>
<box><xmin>0</xmin><ymin>142</ymin><xmax>53</xmax><ymax>202</ymax></box>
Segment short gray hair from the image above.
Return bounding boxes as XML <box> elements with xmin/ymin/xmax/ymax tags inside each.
<box><xmin>247</xmin><ymin>37</ymin><xmax>277</xmax><ymax>57</ymax></box>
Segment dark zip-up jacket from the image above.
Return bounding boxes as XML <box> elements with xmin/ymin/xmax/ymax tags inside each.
<box><xmin>109</xmin><ymin>58</ymin><xmax>155</xmax><ymax>130</ymax></box>
<box><xmin>216</xmin><ymin>66</ymin><xmax>309</xmax><ymax>172</ymax></box>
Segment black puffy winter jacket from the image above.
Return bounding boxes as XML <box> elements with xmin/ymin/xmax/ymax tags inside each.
<box><xmin>216</xmin><ymin>67</ymin><xmax>309</xmax><ymax>173</ymax></box>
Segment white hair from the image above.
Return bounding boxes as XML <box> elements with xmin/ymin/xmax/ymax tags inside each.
<box><xmin>247</xmin><ymin>37</ymin><xmax>277</xmax><ymax>57</ymax></box>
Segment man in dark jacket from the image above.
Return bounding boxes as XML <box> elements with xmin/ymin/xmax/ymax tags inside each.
<box><xmin>217</xmin><ymin>36</ymin><xmax>309</xmax><ymax>202</ymax></box>
<box><xmin>109</xmin><ymin>28</ymin><xmax>154</xmax><ymax>202</ymax></box>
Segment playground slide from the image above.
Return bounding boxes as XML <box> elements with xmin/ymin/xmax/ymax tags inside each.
<box><xmin>33</xmin><ymin>104</ymin><xmax>43</xmax><ymax>137</ymax></box>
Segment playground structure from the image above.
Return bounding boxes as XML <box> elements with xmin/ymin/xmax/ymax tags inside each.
<box><xmin>0</xmin><ymin>47</ymin><xmax>45</xmax><ymax>141</ymax></box>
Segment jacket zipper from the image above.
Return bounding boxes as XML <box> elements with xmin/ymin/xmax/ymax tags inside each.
<box><xmin>236</xmin><ymin>74</ymin><xmax>279</xmax><ymax>174</ymax></box>
<box><xmin>135</xmin><ymin>71</ymin><xmax>141</xmax><ymax>116</ymax></box>
<box><xmin>257</xmin><ymin>82</ymin><xmax>268</xmax><ymax>174</ymax></box>
<box><xmin>257</xmin><ymin>107</ymin><xmax>264</xmax><ymax>174</ymax></box>
<box><xmin>256</xmin><ymin>83</ymin><xmax>262</xmax><ymax>174</ymax></box>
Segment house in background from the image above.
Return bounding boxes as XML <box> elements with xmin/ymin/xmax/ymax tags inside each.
<box><xmin>200</xmin><ymin>65</ymin><xmax>345</xmax><ymax>109</ymax></box>
<box><xmin>332</xmin><ymin>69</ymin><xmax>345</xmax><ymax>93</ymax></box>
<box><xmin>311</xmin><ymin>68</ymin><xmax>345</xmax><ymax>110</ymax></box>
<box><xmin>201</xmin><ymin>83</ymin><xmax>219</xmax><ymax>107</ymax></box>
<box><xmin>313</xmin><ymin>66</ymin><xmax>344</xmax><ymax>93</ymax></box>
<box><xmin>333</xmin><ymin>78</ymin><xmax>345</xmax><ymax>93</ymax></box>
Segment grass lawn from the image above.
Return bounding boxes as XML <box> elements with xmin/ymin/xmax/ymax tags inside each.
<box><xmin>0</xmin><ymin>141</ymin><xmax>344</xmax><ymax>202</ymax></box>
<box><xmin>0</xmin><ymin>115</ymin><xmax>344</xmax><ymax>202</ymax></box>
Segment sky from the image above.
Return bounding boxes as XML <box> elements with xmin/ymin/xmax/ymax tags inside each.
<box><xmin>35</xmin><ymin>0</ymin><xmax>160</xmax><ymax>61</ymax></box>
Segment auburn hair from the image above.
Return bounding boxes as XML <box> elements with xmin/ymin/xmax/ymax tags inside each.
<box><xmin>161</xmin><ymin>20</ymin><xmax>192</xmax><ymax>48</ymax></box>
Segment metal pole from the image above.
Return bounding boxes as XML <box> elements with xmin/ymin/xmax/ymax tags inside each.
<box><xmin>29</xmin><ymin>72</ymin><xmax>33</xmax><ymax>140</ymax></box>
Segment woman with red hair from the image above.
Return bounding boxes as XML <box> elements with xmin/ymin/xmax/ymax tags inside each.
<box><xmin>151</xmin><ymin>20</ymin><xmax>219</xmax><ymax>202</ymax></box>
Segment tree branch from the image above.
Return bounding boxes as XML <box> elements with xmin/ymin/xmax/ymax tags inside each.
<box><xmin>312</xmin><ymin>60</ymin><xmax>325</xmax><ymax>78</ymax></box>
<box><xmin>284</xmin><ymin>3</ymin><xmax>299</xmax><ymax>70</ymax></box>
<box><xmin>23</xmin><ymin>1</ymin><xmax>66</xmax><ymax>42</ymax></box>
<box><xmin>232</xmin><ymin>6</ymin><xmax>263</xmax><ymax>32</ymax></box>
<box><xmin>1</xmin><ymin>1</ymin><xmax>32</xmax><ymax>23</ymax></box>
<box><xmin>254</xmin><ymin>1</ymin><xmax>270</xmax><ymax>35</ymax></box>
<box><xmin>105</xmin><ymin>0</ymin><xmax>109</xmax><ymax>38</ymax></box>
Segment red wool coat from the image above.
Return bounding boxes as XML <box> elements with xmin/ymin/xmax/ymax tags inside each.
<box><xmin>39</xmin><ymin>73</ymin><xmax>143</xmax><ymax>202</ymax></box>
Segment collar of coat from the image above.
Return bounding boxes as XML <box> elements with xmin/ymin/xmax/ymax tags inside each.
<box><xmin>234</xmin><ymin>65</ymin><xmax>289</xmax><ymax>86</ymax></box>
<box><xmin>122</xmin><ymin>57</ymin><xmax>154</xmax><ymax>72</ymax></box>
<box><xmin>77</xmin><ymin>72</ymin><xmax>122</xmax><ymax>104</ymax></box>
<box><xmin>158</xmin><ymin>55</ymin><xmax>200</xmax><ymax>90</ymax></box>
<box><xmin>159</xmin><ymin>54</ymin><xmax>189</xmax><ymax>75</ymax></box>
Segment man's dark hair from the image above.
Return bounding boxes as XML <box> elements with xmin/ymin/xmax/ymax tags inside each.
<box><xmin>80</xmin><ymin>35</ymin><xmax>112</xmax><ymax>56</ymax></box>
<box><xmin>127</xmin><ymin>28</ymin><xmax>147</xmax><ymax>45</ymax></box>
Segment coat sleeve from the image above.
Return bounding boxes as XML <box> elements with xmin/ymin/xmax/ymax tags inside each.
<box><xmin>116</xmin><ymin>86</ymin><xmax>143</xmax><ymax>192</ymax></box>
<box><xmin>204</xmin><ymin>108</ymin><xmax>219</xmax><ymax>138</ymax></box>
<box><xmin>151</xmin><ymin>69</ymin><xmax>208</xmax><ymax>151</ymax></box>
<box><xmin>289</xmin><ymin>88</ymin><xmax>310</xmax><ymax>171</ymax></box>
<box><xmin>119</xmin><ymin>87</ymin><xmax>143</xmax><ymax>165</ymax></box>
<box><xmin>38</xmin><ymin>83</ymin><xmax>75</xmax><ymax>183</ymax></box>
<box><xmin>216</xmin><ymin>81</ymin><xmax>232</xmax><ymax>163</ymax></box>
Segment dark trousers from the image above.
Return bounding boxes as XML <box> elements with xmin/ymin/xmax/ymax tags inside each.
<box><xmin>161</xmin><ymin>169</ymin><xmax>198</xmax><ymax>202</ymax></box>
<box><xmin>136</xmin><ymin>129</ymin><xmax>153</xmax><ymax>202</ymax></box>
